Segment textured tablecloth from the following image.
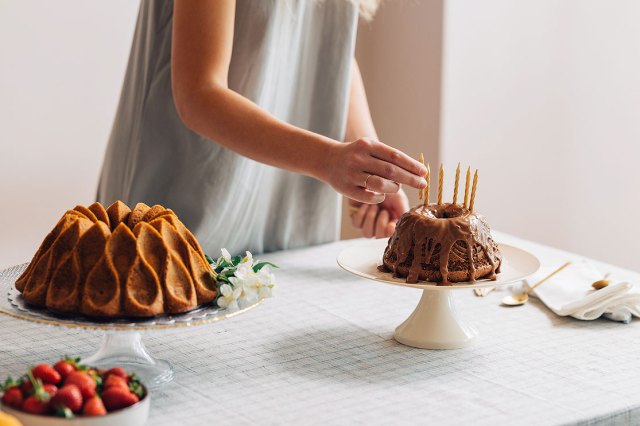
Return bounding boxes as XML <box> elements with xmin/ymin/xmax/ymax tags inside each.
<box><xmin>1</xmin><ymin>232</ymin><xmax>639</xmax><ymax>426</ymax></box>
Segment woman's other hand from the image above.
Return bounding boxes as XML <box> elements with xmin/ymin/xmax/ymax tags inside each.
<box><xmin>324</xmin><ymin>138</ymin><xmax>427</xmax><ymax>204</ymax></box>
<box><xmin>349</xmin><ymin>188</ymin><xmax>410</xmax><ymax>238</ymax></box>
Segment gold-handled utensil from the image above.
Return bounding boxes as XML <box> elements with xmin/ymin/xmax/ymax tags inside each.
<box><xmin>592</xmin><ymin>273</ymin><xmax>611</xmax><ymax>290</ymax></box>
<box><xmin>502</xmin><ymin>261</ymin><xmax>572</xmax><ymax>307</ymax></box>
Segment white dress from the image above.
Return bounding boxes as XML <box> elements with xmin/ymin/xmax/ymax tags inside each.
<box><xmin>97</xmin><ymin>0</ymin><xmax>359</xmax><ymax>255</ymax></box>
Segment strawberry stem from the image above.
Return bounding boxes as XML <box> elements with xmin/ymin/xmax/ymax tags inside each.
<box><xmin>26</xmin><ymin>368</ymin><xmax>50</xmax><ymax>402</ymax></box>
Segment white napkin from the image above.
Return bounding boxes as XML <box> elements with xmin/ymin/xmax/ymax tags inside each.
<box><xmin>526</xmin><ymin>259</ymin><xmax>640</xmax><ymax>323</ymax></box>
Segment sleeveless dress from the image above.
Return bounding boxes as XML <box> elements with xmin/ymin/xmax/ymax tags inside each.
<box><xmin>97</xmin><ymin>0</ymin><xmax>359</xmax><ymax>255</ymax></box>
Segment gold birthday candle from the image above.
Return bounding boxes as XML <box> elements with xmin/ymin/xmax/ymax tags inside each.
<box><xmin>469</xmin><ymin>169</ymin><xmax>479</xmax><ymax>212</ymax></box>
<box><xmin>423</xmin><ymin>163</ymin><xmax>430</xmax><ymax>209</ymax></box>
<box><xmin>418</xmin><ymin>153</ymin><xmax>425</xmax><ymax>200</ymax></box>
<box><xmin>463</xmin><ymin>166</ymin><xmax>471</xmax><ymax>209</ymax></box>
<box><xmin>437</xmin><ymin>163</ymin><xmax>444</xmax><ymax>205</ymax></box>
<box><xmin>452</xmin><ymin>162</ymin><xmax>460</xmax><ymax>204</ymax></box>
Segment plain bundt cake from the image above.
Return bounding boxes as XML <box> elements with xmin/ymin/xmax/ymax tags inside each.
<box><xmin>15</xmin><ymin>201</ymin><xmax>217</xmax><ymax>317</ymax></box>
<box><xmin>379</xmin><ymin>203</ymin><xmax>502</xmax><ymax>285</ymax></box>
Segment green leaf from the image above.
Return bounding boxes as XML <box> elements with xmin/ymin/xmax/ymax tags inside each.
<box><xmin>62</xmin><ymin>355</ymin><xmax>86</xmax><ymax>371</ymax></box>
<box><xmin>88</xmin><ymin>370</ymin><xmax>103</xmax><ymax>387</ymax></box>
<box><xmin>128</xmin><ymin>373</ymin><xmax>145</xmax><ymax>398</ymax></box>
<box><xmin>54</xmin><ymin>406</ymin><xmax>74</xmax><ymax>418</ymax></box>
<box><xmin>205</xmin><ymin>254</ymin><xmax>215</xmax><ymax>264</ymax></box>
<box><xmin>1</xmin><ymin>376</ymin><xmax>20</xmax><ymax>391</ymax></box>
<box><xmin>216</xmin><ymin>276</ymin><xmax>230</xmax><ymax>285</ymax></box>
<box><xmin>232</xmin><ymin>255</ymin><xmax>242</xmax><ymax>266</ymax></box>
<box><xmin>215</xmin><ymin>259</ymin><xmax>233</xmax><ymax>272</ymax></box>
<box><xmin>252</xmin><ymin>261</ymin><xmax>279</xmax><ymax>272</ymax></box>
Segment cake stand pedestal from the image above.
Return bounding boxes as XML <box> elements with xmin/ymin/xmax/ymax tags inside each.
<box><xmin>394</xmin><ymin>287</ymin><xmax>478</xmax><ymax>349</ymax></box>
<box><xmin>83</xmin><ymin>331</ymin><xmax>174</xmax><ymax>387</ymax></box>
<box><xmin>337</xmin><ymin>240</ymin><xmax>540</xmax><ymax>350</ymax></box>
<box><xmin>0</xmin><ymin>263</ymin><xmax>263</xmax><ymax>389</ymax></box>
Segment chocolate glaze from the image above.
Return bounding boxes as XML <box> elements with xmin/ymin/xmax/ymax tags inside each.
<box><xmin>379</xmin><ymin>203</ymin><xmax>502</xmax><ymax>285</ymax></box>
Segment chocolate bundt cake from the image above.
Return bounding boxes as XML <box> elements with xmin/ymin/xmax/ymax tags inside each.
<box><xmin>15</xmin><ymin>201</ymin><xmax>217</xmax><ymax>317</ymax></box>
<box><xmin>379</xmin><ymin>203</ymin><xmax>502</xmax><ymax>285</ymax></box>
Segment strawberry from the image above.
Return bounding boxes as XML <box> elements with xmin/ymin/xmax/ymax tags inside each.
<box><xmin>21</xmin><ymin>396</ymin><xmax>49</xmax><ymax>415</ymax></box>
<box><xmin>64</xmin><ymin>371</ymin><xmax>96</xmax><ymax>400</ymax></box>
<box><xmin>42</xmin><ymin>384</ymin><xmax>58</xmax><ymax>397</ymax></box>
<box><xmin>53</xmin><ymin>361</ymin><xmax>76</xmax><ymax>381</ymax></box>
<box><xmin>1</xmin><ymin>387</ymin><xmax>23</xmax><ymax>409</ymax></box>
<box><xmin>20</xmin><ymin>379</ymin><xmax>33</xmax><ymax>395</ymax></box>
<box><xmin>101</xmin><ymin>387</ymin><xmax>139</xmax><ymax>411</ymax></box>
<box><xmin>82</xmin><ymin>396</ymin><xmax>107</xmax><ymax>416</ymax></box>
<box><xmin>50</xmin><ymin>384</ymin><xmax>83</xmax><ymax>413</ymax></box>
<box><xmin>103</xmin><ymin>368</ymin><xmax>128</xmax><ymax>380</ymax></box>
<box><xmin>103</xmin><ymin>374</ymin><xmax>128</xmax><ymax>390</ymax></box>
<box><xmin>32</xmin><ymin>364</ymin><xmax>61</xmax><ymax>385</ymax></box>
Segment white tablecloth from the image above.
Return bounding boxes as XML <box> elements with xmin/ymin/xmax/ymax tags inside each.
<box><xmin>1</xmin><ymin>232</ymin><xmax>639</xmax><ymax>425</ymax></box>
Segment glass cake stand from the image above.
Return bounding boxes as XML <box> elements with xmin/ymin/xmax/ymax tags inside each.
<box><xmin>0</xmin><ymin>263</ymin><xmax>263</xmax><ymax>389</ymax></box>
<box><xmin>337</xmin><ymin>239</ymin><xmax>540</xmax><ymax>350</ymax></box>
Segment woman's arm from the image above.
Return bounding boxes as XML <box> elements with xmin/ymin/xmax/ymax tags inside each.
<box><xmin>345</xmin><ymin>59</ymin><xmax>410</xmax><ymax>238</ymax></box>
<box><xmin>171</xmin><ymin>0</ymin><xmax>427</xmax><ymax>204</ymax></box>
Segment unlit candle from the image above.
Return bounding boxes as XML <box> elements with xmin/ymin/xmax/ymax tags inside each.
<box><xmin>453</xmin><ymin>162</ymin><xmax>460</xmax><ymax>204</ymax></box>
<box><xmin>469</xmin><ymin>170</ymin><xmax>479</xmax><ymax>212</ymax></box>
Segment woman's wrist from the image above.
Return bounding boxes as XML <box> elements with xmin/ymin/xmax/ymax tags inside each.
<box><xmin>301</xmin><ymin>133</ymin><xmax>341</xmax><ymax>183</ymax></box>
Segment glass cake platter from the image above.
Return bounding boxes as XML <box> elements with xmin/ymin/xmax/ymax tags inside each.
<box><xmin>0</xmin><ymin>263</ymin><xmax>263</xmax><ymax>389</ymax></box>
<box><xmin>337</xmin><ymin>239</ymin><xmax>540</xmax><ymax>350</ymax></box>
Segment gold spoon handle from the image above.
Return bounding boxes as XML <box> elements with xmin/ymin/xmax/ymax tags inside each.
<box><xmin>526</xmin><ymin>261</ymin><xmax>573</xmax><ymax>295</ymax></box>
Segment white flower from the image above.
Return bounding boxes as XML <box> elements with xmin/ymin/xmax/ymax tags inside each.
<box><xmin>241</xmin><ymin>251</ymin><xmax>253</xmax><ymax>265</ymax></box>
<box><xmin>256</xmin><ymin>266</ymin><xmax>276</xmax><ymax>298</ymax></box>
<box><xmin>215</xmin><ymin>250</ymin><xmax>276</xmax><ymax>311</ymax></box>
<box><xmin>220</xmin><ymin>248</ymin><xmax>232</xmax><ymax>262</ymax></box>
<box><xmin>238</xmin><ymin>292</ymin><xmax>259</xmax><ymax>309</ymax></box>
<box><xmin>229</xmin><ymin>273</ymin><xmax>259</xmax><ymax>309</ymax></box>
<box><xmin>217</xmin><ymin>283</ymin><xmax>241</xmax><ymax>312</ymax></box>
<box><xmin>234</xmin><ymin>261</ymin><xmax>253</xmax><ymax>279</ymax></box>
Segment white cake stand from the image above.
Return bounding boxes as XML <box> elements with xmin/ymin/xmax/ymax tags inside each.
<box><xmin>337</xmin><ymin>239</ymin><xmax>540</xmax><ymax>349</ymax></box>
<box><xmin>0</xmin><ymin>263</ymin><xmax>263</xmax><ymax>389</ymax></box>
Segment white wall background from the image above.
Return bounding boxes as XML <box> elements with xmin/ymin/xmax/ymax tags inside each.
<box><xmin>440</xmin><ymin>0</ymin><xmax>640</xmax><ymax>271</ymax></box>
<box><xmin>0</xmin><ymin>0</ymin><xmax>139</xmax><ymax>268</ymax></box>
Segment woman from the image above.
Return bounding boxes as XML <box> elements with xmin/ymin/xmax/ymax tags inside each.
<box><xmin>97</xmin><ymin>0</ymin><xmax>427</xmax><ymax>255</ymax></box>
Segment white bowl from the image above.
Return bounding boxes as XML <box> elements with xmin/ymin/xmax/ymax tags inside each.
<box><xmin>1</xmin><ymin>391</ymin><xmax>150</xmax><ymax>426</ymax></box>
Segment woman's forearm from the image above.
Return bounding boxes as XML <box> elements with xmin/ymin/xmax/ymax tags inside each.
<box><xmin>175</xmin><ymin>84</ymin><xmax>336</xmax><ymax>182</ymax></box>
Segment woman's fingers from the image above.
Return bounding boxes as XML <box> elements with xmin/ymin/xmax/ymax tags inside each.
<box><xmin>351</xmin><ymin>203</ymin><xmax>368</xmax><ymax>228</ymax></box>
<box><xmin>327</xmin><ymin>138</ymin><xmax>427</xmax><ymax>201</ymax></box>
<box><xmin>366</xmin><ymin>158</ymin><xmax>427</xmax><ymax>189</ymax></box>
<box><xmin>386</xmin><ymin>219</ymin><xmax>397</xmax><ymax>236</ymax></box>
<box><xmin>360</xmin><ymin>173</ymin><xmax>400</xmax><ymax>194</ymax></box>
<box><xmin>375</xmin><ymin>209</ymin><xmax>390</xmax><ymax>238</ymax></box>
<box><xmin>348</xmin><ymin>187</ymin><xmax>385</xmax><ymax>204</ymax></box>
<box><xmin>362</xmin><ymin>204</ymin><xmax>379</xmax><ymax>238</ymax></box>
<box><xmin>370</xmin><ymin>140</ymin><xmax>427</xmax><ymax>177</ymax></box>
<box><xmin>384</xmin><ymin>190</ymin><xmax>410</xmax><ymax>219</ymax></box>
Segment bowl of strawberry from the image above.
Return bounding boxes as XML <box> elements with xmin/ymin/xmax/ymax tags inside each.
<box><xmin>0</xmin><ymin>357</ymin><xmax>149</xmax><ymax>426</ymax></box>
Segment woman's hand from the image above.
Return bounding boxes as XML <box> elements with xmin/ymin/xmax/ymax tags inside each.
<box><xmin>323</xmin><ymin>138</ymin><xmax>427</xmax><ymax>204</ymax></box>
<box><xmin>350</xmin><ymin>188</ymin><xmax>410</xmax><ymax>238</ymax></box>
